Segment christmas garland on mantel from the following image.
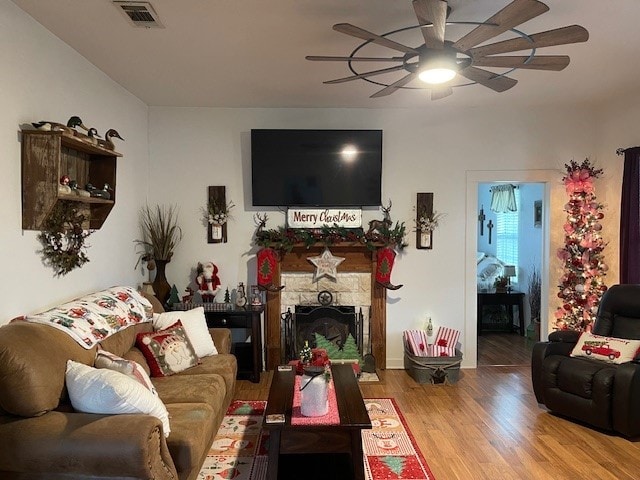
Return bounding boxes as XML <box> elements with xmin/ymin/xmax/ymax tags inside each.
<box><xmin>254</xmin><ymin>223</ymin><xmax>407</xmax><ymax>252</ymax></box>
<box><xmin>38</xmin><ymin>201</ymin><xmax>93</xmax><ymax>276</ymax></box>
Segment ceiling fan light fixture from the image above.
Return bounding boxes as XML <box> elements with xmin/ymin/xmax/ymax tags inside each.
<box><xmin>418</xmin><ymin>56</ymin><xmax>458</xmax><ymax>84</ymax></box>
<box><xmin>418</xmin><ymin>67</ymin><xmax>457</xmax><ymax>84</ymax></box>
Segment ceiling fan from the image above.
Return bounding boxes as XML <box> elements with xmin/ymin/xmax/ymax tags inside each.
<box><xmin>306</xmin><ymin>0</ymin><xmax>588</xmax><ymax>100</ymax></box>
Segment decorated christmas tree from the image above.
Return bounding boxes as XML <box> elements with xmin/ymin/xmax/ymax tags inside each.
<box><xmin>554</xmin><ymin>159</ymin><xmax>608</xmax><ymax>331</ymax></box>
<box><xmin>299</xmin><ymin>340</ymin><xmax>312</xmax><ymax>364</ymax></box>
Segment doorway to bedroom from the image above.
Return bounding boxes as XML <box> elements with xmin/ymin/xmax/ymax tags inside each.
<box><xmin>476</xmin><ymin>182</ymin><xmax>543</xmax><ymax>366</ymax></box>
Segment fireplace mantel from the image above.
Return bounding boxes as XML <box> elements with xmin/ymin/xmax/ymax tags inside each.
<box><xmin>264</xmin><ymin>243</ymin><xmax>387</xmax><ymax>370</ymax></box>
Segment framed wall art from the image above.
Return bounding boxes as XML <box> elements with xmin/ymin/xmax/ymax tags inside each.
<box><xmin>534</xmin><ymin>200</ymin><xmax>542</xmax><ymax>228</ymax></box>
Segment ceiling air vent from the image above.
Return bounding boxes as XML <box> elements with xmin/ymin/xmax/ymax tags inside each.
<box><xmin>113</xmin><ymin>1</ymin><xmax>164</xmax><ymax>28</ymax></box>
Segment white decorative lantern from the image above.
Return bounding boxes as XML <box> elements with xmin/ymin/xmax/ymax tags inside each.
<box><xmin>300</xmin><ymin>366</ymin><xmax>329</xmax><ymax>417</ymax></box>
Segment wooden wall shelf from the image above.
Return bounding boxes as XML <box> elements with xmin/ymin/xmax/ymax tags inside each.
<box><xmin>21</xmin><ymin>130</ymin><xmax>121</xmax><ymax>230</ymax></box>
<box><xmin>57</xmin><ymin>194</ymin><xmax>114</xmax><ymax>205</ymax></box>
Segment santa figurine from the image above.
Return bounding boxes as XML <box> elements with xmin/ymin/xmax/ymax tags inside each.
<box><xmin>196</xmin><ymin>261</ymin><xmax>221</xmax><ymax>302</ymax></box>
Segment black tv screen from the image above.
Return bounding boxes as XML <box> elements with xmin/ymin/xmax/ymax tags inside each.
<box><xmin>251</xmin><ymin>129</ymin><xmax>382</xmax><ymax>207</ymax></box>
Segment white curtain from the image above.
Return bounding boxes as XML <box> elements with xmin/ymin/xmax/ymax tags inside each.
<box><xmin>490</xmin><ymin>184</ymin><xmax>517</xmax><ymax>213</ymax></box>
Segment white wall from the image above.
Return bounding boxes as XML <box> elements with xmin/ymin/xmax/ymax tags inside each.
<box><xmin>0</xmin><ymin>0</ymin><xmax>149</xmax><ymax>322</ymax></box>
<box><xmin>149</xmin><ymin>105</ymin><xmax>602</xmax><ymax>368</ymax></box>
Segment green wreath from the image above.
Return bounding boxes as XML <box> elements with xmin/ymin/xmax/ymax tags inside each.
<box><xmin>38</xmin><ymin>201</ymin><xmax>93</xmax><ymax>276</ymax></box>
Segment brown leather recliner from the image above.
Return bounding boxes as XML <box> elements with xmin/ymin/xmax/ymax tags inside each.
<box><xmin>531</xmin><ymin>284</ymin><xmax>640</xmax><ymax>437</ymax></box>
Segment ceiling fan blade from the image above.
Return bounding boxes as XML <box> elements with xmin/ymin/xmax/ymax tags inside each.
<box><xmin>453</xmin><ymin>0</ymin><xmax>549</xmax><ymax>52</ymax></box>
<box><xmin>412</xmin><ymin>0</ymin><xmax>447</xmax><ymax>49</ymax></box>
<box><xmin>370</xmin><ymin>73</ymin><xmax>417</xmax><ymax>98</ymax></box>
<box><xmin>431</xmin><ymin>86</ymin><xmax>453</xmax><ymax>100</ymax></box>
<box><xmin>333</xmin><ymin>23</ymin><xmax>419</xmax><ymax>54</ymax></box>
<box><xmin>459</xmin><ymin>66</ymin><xmax>518</xmax><ymax>92</ymax></box>
<box><xmin>324</xmin><ymin>65</ymin><xmax>408</xmax><ymax>84</ymax></box>
<box><xmin>306</xmin><ymin>55</ymin><xmax>405</xmax><ymax>62</ymax></box>
<box><xmin>469</xmin><ymin>25</ymin><xmax>589</xmax><ymax>57</ymax></box>
<box><xmin>473</xmin><ymin>55</ymin><xmax>570</xmax><ymax>70</ymax></box>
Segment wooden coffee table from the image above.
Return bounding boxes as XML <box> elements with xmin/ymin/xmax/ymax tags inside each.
<box><xmin>263</xmin><ymin>363</ymin><xmax>372</xmax><ymax>480</ymax></box>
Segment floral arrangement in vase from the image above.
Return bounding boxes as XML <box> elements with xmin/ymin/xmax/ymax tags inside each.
<box><xmin>554</xmin><ymin>158</ymin><xmax>607</xmax><ymax>332</ymax></box>
<box><xmin>415</xmin><ymin>209</ymin><xmax>444</xmax><ymax>249</ymax></box>
<box><xmin>416</xmin><ymin>210</ymin><xmax>445</xmax><ymax>233</ymax></box>
<box><xmin>494</xmin><ymin>275</ymin><xmax>509</xmax><ymax>292</ymax></box>
<box><xmin>206</xmin><ymin>199</ymin><xmax>235</xmax><ymax>226</ymax></box>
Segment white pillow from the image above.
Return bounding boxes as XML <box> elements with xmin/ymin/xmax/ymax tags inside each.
<box><xmin>570</xmin><ymin>332</ymin><xmax>640</xmax><ymax>364</ymax></box>
<box><xmin>152</xmin><ymin>307</ymin><xmax>218</xmax><ymax>357</ymax></box>
<box><xmin>65</xmin><ymin>360</ymin><xmax>171</xmax><ymax>437</ymax></box>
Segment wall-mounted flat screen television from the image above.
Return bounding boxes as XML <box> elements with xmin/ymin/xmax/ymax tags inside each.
<box><xmin>251</xmin><ymin>129</ymin><xmax>382</xmax><ymax>207</ymax></box>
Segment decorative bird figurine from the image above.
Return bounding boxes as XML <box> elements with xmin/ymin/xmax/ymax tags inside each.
<box><xmin>87</xmin><ymin>127</ymin><xmax>100</xmax><ymax>145</ymax></box>
<box><xmin>31</xmin><ymin>121</ymin><xmax>53</xmax><ymax>131</ymax></box>
<box><xmin>74</xmin><ymin>127</ymin><xmax>101</xmax><ymax>145</ymax></box>
<box><xmin>89</xmin><ymin>183</ymin><xmax>111</xmax><ymax>200</ymax></box>
<box><xmin>67</xmin><ymin>116</ymin><xmax>89</xmax><ymax>132</ymax></box>
<box><xmin>97</xmin><ymin>129</ymin><xmax>124</xmax><ymax>151</ymax></box>
<box><xmin>31</xmin><ymin>121</ymin><xmax>74</xmax><ymax>135</ymax></box>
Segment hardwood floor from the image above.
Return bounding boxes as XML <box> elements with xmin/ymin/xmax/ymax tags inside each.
<box><xmin>235</xmin><ymin>367</ymin><xmax>640</xmax><ymax>480</ymax></box>
<box><xmin>478</xmin><ymin>332</ymin><xmax>534</xmax><ymax>366</ymax></box>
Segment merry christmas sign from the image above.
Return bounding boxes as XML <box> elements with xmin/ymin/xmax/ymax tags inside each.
<box><xmin>287</xmin><ymin>208</ymin><xmax>362</xmax><ymax>228</ymax></box>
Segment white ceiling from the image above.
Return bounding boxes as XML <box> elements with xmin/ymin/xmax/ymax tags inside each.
<box><xmin>11</xmin><ymin>0</ymin><xmax>640</xmax><ymax>109</ymax></box>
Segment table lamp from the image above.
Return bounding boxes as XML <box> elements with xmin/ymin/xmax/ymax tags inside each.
<box><xmin>504</xmin><ymin>265</ymin><xmax>517</xmax><ymax>293</ymax></box>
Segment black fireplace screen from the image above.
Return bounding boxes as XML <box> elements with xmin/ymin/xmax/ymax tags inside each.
<box><xmin>281</xmin><ymin>305</ymin><xmax>364</xmax><ymax>362</ymax></box>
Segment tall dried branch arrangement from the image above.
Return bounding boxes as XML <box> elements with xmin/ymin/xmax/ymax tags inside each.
<box><xmin>528</xmin><ymin>267</ymin><xmax>541</xmax><ymax>322</ymax></box>
<box><xmin>136</xmin><ymin>204</ymin><xmax>182</xmax><ymax>262</ymax></box>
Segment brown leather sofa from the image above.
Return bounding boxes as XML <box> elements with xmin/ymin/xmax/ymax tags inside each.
<box><xmin>531</xmin><ymin>284</ymin><xmax>640</xmax><ymax>437</ymax></box>
<box><xmin>0</xmin><ymin>291</ymin><xmax>237</xmax><ymax>480</ymax></box>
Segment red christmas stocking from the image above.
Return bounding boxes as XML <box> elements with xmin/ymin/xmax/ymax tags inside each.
<box><xmin>256</xmin><ymin>247</ymin><xmax>284</xmax><ymax>291</ymax></box>
<box><xmin>376</xmin><ymin>247</ymin><xmax>403</xmax><ymax>290</ymax></box>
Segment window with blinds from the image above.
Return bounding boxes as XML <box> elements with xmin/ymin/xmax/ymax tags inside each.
<box><xmin>496</xmin><ymin>189</ymin><xmax>520</xmax><ymax>282</ymax></box>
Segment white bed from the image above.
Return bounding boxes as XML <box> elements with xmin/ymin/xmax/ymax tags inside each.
<box><xmin>476</xmin><ymin>252</ymin><xmax>506</xmax><ymax>292</ymax></box>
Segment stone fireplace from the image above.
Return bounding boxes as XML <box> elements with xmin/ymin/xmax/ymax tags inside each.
<box><xmin>263</xmin><ymin>244</ymin><xmax>387</xmax><ymax>370</ymax></box>
<box><xmin>280</xmin><ymin>272</ymin><xmax>371</xmax><ymax>360</ymax></box>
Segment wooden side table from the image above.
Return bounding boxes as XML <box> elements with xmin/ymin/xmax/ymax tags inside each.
<box><xmin>477</xmin><ymin>291</ymin><xmax>525</xmax><ymax>336</ymax></box>
<box><xmin>204</xmin><ymin>306</ymin><xmax>264</xmax><ymax>382</ymax></box>
<box><xmin>172</xmin><ymin>303</ymin><xmax>264</xmax><ymax>382</ymax></box>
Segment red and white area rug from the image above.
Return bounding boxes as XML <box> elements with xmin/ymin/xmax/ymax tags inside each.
<box><xmin>198</xmin><ymin>398</ymin><xmax>434</xmax><ymax>480</ymax></box>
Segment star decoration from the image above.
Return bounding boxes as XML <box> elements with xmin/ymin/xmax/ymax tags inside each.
<box><xmin>308</xmin><ymin>248</ymin><xmax>345</xmax><ymax>281</ymax></box>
